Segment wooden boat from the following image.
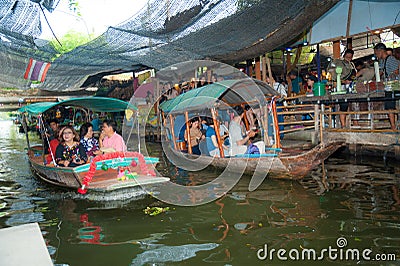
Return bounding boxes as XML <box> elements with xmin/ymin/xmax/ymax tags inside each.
<box><xmin>19</xmin><ymin>97</ymin><xmax>169</xmax><ymax>200</ymax></box>
<box><xmin>159</xmin><ymin>79</ymin><xmax>344</xmax><ymax>180</ymax></box>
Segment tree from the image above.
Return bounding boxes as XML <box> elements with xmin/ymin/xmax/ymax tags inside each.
<box><xmin>49</xmin><ymin>30</ymin><xmax>93</xmax><ymax>55</ymax></box>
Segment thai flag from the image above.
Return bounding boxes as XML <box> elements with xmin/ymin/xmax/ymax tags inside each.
<box><xmin>24</xmin><ymin>58</ymin><xmax>51</xmax><ymax>82</ymax></box>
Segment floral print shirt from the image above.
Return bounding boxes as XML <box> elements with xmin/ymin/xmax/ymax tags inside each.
<box><xmin>55</xmin><ymin>142</ymin><xmax>87</xmax><ymax>167</ymax></box>
<box><xmin>80</xmin><ymin>137</ymin><xmax>100</xmax><ymax>157</ymax></box>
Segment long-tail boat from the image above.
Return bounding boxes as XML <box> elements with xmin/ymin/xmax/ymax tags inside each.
<box><xmin>19</xmin><ymin>97</ymin><xmax>169</xmax><ymax>200</ymax></box>
<box><xmin>159</xmin><ymin>79</ymin><xmax>343</xmax><ymax>180</ymax></box>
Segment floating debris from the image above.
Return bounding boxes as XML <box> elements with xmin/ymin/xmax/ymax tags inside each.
<box><xmin>143</xmin><ymin>207</ymin><xmax>169</xmax><ymax>216</ymax></box>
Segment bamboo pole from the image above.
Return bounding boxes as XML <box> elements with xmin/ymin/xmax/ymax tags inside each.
<box><xmin>169</xmin><ymin>114</ymin><xmax>178</xmax><ymax>150</ymax></box>
<box><xmin>184</xmin><ymin>111</ymin><xmax>192</xmax><ymax>154</ymax></box>
<box><xmin>271</xmin><ymin>100</ymin><xmax>281</xmax><ymax>148</ymax></box>
<box><xmin>262</xmin><ymin>105</ymin><xmax>270</xmax><ymax>146</ymax></box>
<box><xmin>211</xmin><ymin>108</ymin><xmax>224</xmax><ymax>158</ymax></box>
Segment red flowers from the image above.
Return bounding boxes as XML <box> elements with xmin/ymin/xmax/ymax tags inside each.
<box><xmin>77</xmin><ymin>151</ymin><xmax>156</xmax><ymax>194</ymax></box>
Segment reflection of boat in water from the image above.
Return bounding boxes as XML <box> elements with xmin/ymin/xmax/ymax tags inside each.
<box><xmin>160</xmin><ymin>79</ymin><xmax>343</xmax><ymax>180</ymax></box>
<box><xmin>19</xmin><ymin>97</ymin><xmax>169</xmax><ymax>201</ymax></box>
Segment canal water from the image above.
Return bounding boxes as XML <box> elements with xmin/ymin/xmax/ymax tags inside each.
<box><xmin>0</xmin><ymin>120</ymin><xmax>399</xmax><ymax>265</ymax></box>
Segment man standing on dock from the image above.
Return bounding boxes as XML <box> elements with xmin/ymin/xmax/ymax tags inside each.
<box><xmin>374</xmin><ymin>43</ymin><xmax>399</xmax><ymax>130</ymax></box>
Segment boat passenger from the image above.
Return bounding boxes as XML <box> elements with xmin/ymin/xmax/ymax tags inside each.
<box><xmin>45</xmin><ymin>121</ymin><xmax>60</xmax><ymax>165</ymax></box>
<box><xmin>91</xmin><ymin>114</ymin><xmax>100</xmax><ymax>132</ymax></box>
<box><xmin>99</xmin><ymin>120</ymin><xmax>127</xmax><ymax>153</ymax></box>
<box><xmin>45</xmin><ymin>118</ymin><xmax>59</xmax><ymax>141</ymax></box>
<box><xmin>229</xmin><ymin>105</ymin><xmax>264</xmax><ymax>156</ymax></box>
<box><xmin>55</xmin><ymin>126</ymin><xmax>87</xmax><ymax>167</ymax></box>
<box><xmin>205</xmin><ymin>117</ymin><xmax>228</xmax><ymax>157</ymax></box>
<box><xmin>79</xmin><ymin>122</ymin><xmax>101</xmax><ymax>158</ymax></box>
<box><xmin>185</xmin><ymin>117</ymin><xmax>204</xmax><ymax>155</ymax></box>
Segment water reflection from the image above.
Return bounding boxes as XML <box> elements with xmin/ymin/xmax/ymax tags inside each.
<box><xmin>0</xmin><ymin>120</ymin><xmax>399</xmax><ymax>265</ymax></box>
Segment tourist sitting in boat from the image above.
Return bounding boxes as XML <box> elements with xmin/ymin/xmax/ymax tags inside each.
<box><xmin>205</xmin><ymin>117</ymin><xmax>229</xmax><ymax>157</ymax></box>
<box><xmin>79</xmin><ymin>122</ymin><xmax>101</xmax><ymax>158</ymax></box>
<box><xmin>229</xmin><ymin>105</ymin><xmax>265</xmax><ymax>156</ymax></box>
<box><xmin>55</xmin><ymin>126</ymin><xmax>87</xmax><ymax>167</ymax></box>
<box><xmin>44</xmin><ymin>118</ymin><xmax>59</xmax><ymax>141</ymax></box>
<box><xmin>45</xmin><ymin>119</ymin><xmax>60</xmax><ymax>165</ymax></box>
<box><xmin>185</xmin><ymin>117</ymin><xmax>204</xmax><ymax>155</ymax></box>
<box><xmin>99</xmin><ymin>120</ymin><xmax>127</xmax><ymax>153</ymax></box>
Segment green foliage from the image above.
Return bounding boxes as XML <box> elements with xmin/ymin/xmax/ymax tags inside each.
<box><xmin>49</xmin><ymin>30</ymin><xmax>93</xmax><ymax>55</ymax></box>
<box><xmin>68</xmin><ymin>0</ymin><xmax>81</xmax><ymax>16</ymax></box>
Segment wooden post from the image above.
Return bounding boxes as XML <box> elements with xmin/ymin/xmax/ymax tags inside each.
<box><xmin>266</xmin><ymin>55</ymin><xmax>274</xmax><ymax>85</ymax></box>
<box><xmin>184</xmin><ymin>111</ymin><xmax>192</xmax><ymax>154</ymax></box>
<box><xmin>169</xmin><ymin>114</ymin><xmax>178</xmax><ymax>150</ymax></box>
<box><xmin>313</xmin><ymin>104</ymin><xmax>320</xmax><ymax>145</ymax></box>
<box><xmin>286</xmin><ymin>52</ymin><xmax>292</xmax><ymax>74</ymax></box>
<box><xmin>346</xmin><ymin>0</ymin><xmax>353</xmax><ymax>39</ymax></box>
<box><xmin>333</xmin><ymin>40</ymin><xmax>341</xmax><ymax>59</ymax></box>
<box><xmin>248</xmin><ymin>63</ymin><xmax>254</xmax><ymax>78</ymax></box>
<box><xmin>320</xmin><ymin>104</ymin><xmax>324</xmax><ymax>145</ymax></box>
<box><xmin>211</xmin><ymin>108</ymin><xmax>224</xmax><ymax>158</ymax></box>
<box><xmin>262</xmin><ymin>55</ymin><xmax>267</xmax><ymax>82</ymax></box>
<box><xmin>262</xmin><ymin>105</ymin><xmax>270</xmax><ymax>146</ymax></box>
<box><xmin>255</xmin><ymin>59</ymin><xmax>261</xmax><ymax>80</ymax></box>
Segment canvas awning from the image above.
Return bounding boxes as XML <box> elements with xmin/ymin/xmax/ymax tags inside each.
<box><xmin>159</xmin><ymin>79</ymin><xmax>278</xmax><ymax>114</ymax></box>
<box><xmin>18</xmin><ymin>96</ymin><xmax>137</xmax><ymax>115</ymax></box>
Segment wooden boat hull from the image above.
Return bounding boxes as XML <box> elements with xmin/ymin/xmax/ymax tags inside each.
<box><xmin>28</xmin><ymin>146</ymin><xmax>169</xmax><ymax>200</ymax></box>
<box><xmin>165</xmin><ymin>142</ymin><xmax>343</xmax><ymax>180</ymax></box>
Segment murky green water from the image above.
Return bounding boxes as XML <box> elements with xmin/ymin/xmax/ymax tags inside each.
<box><xmin>0</xmin><ymin>120</ymin><xmax>399</xmax><ymax>265</ymax></box>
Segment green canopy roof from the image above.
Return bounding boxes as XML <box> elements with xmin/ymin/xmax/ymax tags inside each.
<box><xmin>18</xmin><ymin>97</ymin><xmax>137</xmax><ymax>115</ymax></box>
<box><xmin>159</xmin><ymin>79</ymin><xmax>278</xmax><ymax>114</ymax></box>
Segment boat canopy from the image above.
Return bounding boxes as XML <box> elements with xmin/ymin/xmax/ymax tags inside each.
<box><xmin>159</xmin><ymin>79</ymin><xmax>279</xmax><ymax>114</ymax></box>
<box><xmin>18</xmin><ymin>97</ymin><xmax>137</xmax><ymax>115</ymax></box>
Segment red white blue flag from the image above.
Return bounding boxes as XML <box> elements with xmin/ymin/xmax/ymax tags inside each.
<box><xmin>24</xmin><ymin>58</ymin><xmax>51</xmax><ymax>82</ymax></box>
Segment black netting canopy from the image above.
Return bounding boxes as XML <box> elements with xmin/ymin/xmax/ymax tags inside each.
<box><xmin>0</xmin><ymin>0</ymin><xmax>338</xmax><ymax>91</ymax></box>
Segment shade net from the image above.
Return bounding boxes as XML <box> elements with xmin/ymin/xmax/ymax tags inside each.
<box><xmin>0</xmin><ymin>0</ymin><xmax>337</xmax><ymax>92</ymax></box>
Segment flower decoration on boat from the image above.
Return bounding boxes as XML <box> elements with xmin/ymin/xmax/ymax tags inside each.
<box><xmin>77</xmin><ymin>152</ymin><xmax>155</xmax><ymax>194</ymax></box>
